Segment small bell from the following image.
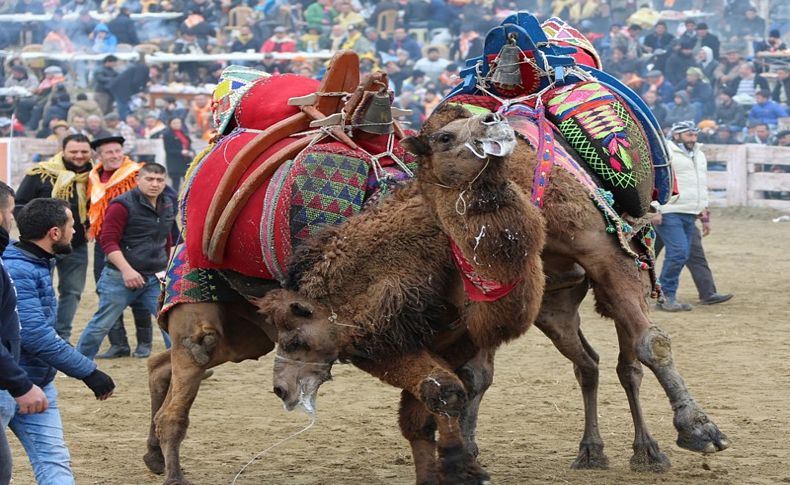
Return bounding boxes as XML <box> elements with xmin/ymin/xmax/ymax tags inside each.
<box><xmin>358</xmin><ymin>92</ymin><xmax>394</xmax><ymax>135</ymax></box>
<box><xmin>491</xmin><ymin>42</ymin><xmax>522</xmax><ymax>90</ymax></box>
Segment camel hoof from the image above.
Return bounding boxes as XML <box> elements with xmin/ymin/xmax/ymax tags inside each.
<box><xmin>143</xmin><ymin>449</ymin><xmax>165</xmax><ymax>475</ymax></box>
<box><xmin>164</xmin><ymin>476</ymin><xmax>193</xmax><ymax>485</ymax></box>
<box><xmin>438</xmin><ymin>445</ymin><xmax>490</xmax><ymax>485</ymax></box>
<box><xmin>630</xmin><ymin>441</ymin><xmax>671</xmax><ymax>473</ymax></box>
<box><xmin>420</xmin><ymin>377</ymin><xmax>467</xmax><ymax>417</ymax></box>
<box><xmin>571</xmin><ymin>442</ymin><xmax>609</xmax><ymax>470</ymax></box>
<box><xmin>675</xmin><ymin>406</ymin><xmax>730</xmax><ymax>454</ymax></box>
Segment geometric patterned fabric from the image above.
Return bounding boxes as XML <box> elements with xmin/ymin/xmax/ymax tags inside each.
<box><xmin>289</xmin><ymin>151</ymin><xmax>369</xmax><ymax>244</ymax></box>
<box><xmin>544</xmin><ymin>81</ymin><xmax>653</xmax><ymax>217</ymax></box>
<box><xmin>160</xmin><ymin>244</ymin><xmax>244</xmax><ymax>324</ymax></box>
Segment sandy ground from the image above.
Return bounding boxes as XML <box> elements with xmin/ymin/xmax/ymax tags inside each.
<box><xmin>6</xmin><ymin>207</ymin><xmax>790</xmax><ymax>485</ymax></box>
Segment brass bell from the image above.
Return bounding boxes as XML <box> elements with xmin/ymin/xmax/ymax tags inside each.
<box><xmin>358</xmin><ymin>91</ymin><xmax>394</xmax><ymax>135</ymax></box>
<box><xmin>491</xmin><ymin>42</ymin><xmax>522</xmax><ymax>90</ymax></box>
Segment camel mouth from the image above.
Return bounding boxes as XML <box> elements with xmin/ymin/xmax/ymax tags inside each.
<box><xmin>480</xmin><ymin>139</ymin><xmax>515</xmax><ymax>157</ymax></box>
<box><xmin>281</xmin><ymin>377</ymin><xmax>322</xmax><ymax>417</ymax></box>
<box><xmin>477</xmin><ymin>121</ymin><xmax>516</xmax><ymax>158</ymax></box>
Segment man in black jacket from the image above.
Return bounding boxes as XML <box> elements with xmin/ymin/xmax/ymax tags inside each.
<box><xmin>0</xmin><ymin>182</ymin><xmax>48</xmax><ymax>485</ymax></box>
<box><xmin>771</xmin><ymin>67</ymin><xmax>790</xmax><ymax>107</ymax></box>
<box><xmin>13</xmin><ymin>134</ymin><xmax>93</xmax><ymax>344</ymax></box>
<box><xmin>108</xmin><ymin>59</ymin><xmax>158</xmax><ymax>120</ymax></box>
<box><xmin>92</xmin><ymin>55</ymin><xmax>119</xmax><ymax>114</ymax></box>
<box><xmin>107</xmin><ymin>7</ymin><xmax>140</xmax><ymax>45</ymax></box>
<box><xmin>76</xmin><ymin>163</ymin><xmax>173</xmax><ymax>359</ymax></box>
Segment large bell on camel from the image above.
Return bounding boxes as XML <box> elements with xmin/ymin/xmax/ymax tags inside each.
<box><xmin>358</xmin><ymin>91</ymin><xmax>395</xmax><ymax>135</ymax></box>
<box><xmin>491</xmin><ymin>42</ymin><xmax>522</xmax><ymax>90</ymax></box>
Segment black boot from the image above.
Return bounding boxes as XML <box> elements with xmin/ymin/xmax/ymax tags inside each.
<box><xmin>132</xmin><ymin>306</ymin><xmax>153</xmax><ymax>358</ymax></box>
<box><xmin>96</xmin><ymin>319</ymin><xmax>130</xmax><ymax>359</ymax></box>
<box><xmin>133</xmin><ymin>323</ymin><xmax>153</xmax><ymax>358</ymax></box>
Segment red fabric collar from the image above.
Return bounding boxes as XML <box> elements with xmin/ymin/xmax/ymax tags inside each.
<box><xmin>449</xmin><ymin>237</ymin><xmax>520</xmax><ymax>302</ymax></box>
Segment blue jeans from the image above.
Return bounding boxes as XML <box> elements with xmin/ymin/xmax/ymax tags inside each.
<box><xmin>1</xmin><ymin>383</ymin><xmax>74</xmax><ymax>485</ymax></box>
<box><xmin>76</xmin><ymin>267</ymin><xmax>170</xmax><ymax>360</ymax></box>
<box><xmin>54</xmin><ymin>244</ymin><xmax>89</xmax><ymax>344</ymax></box>
<box><xmin>655</xmin><ymin>212</ymin><xmax>697</xmax><ymax>299</ymax></box>
<box><xmin>1</xmin><ymin>391</ymin><xmax>14</xmax><ymax>485</ymax></box>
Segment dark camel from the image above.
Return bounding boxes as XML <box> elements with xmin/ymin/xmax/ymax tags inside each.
<box><xmin>257</xmin><ymin>108</ymin><xmax>546</xmax><ymax>484</ymax></box>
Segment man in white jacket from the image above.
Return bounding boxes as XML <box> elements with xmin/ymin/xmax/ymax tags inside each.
<box><xmin>654</xmin><ymin>121</ymin><xmax>717</xmax><ymax>311</ymax></box>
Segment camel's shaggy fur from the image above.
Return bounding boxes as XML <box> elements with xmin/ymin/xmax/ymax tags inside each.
<box><xmin>261</xmin><ymin>107</ymin><xmax>546</xmax><ymax>484</ymax></box>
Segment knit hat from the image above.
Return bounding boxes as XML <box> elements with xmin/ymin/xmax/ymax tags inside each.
<box><xmin>671</xmin><ymin>120</ymin><xmax>699</xmax><ymax>134</ymax></box>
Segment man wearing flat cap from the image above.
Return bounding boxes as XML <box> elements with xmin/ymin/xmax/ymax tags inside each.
<box><xmin>84</xmin><ymin>136</ymin><xmax>156</xmax><ymax>358</ymax></box>
<box><xmin>14</xmin><ymin>134</ymin><xmax>93</xmax><ymax>343</ymax></box>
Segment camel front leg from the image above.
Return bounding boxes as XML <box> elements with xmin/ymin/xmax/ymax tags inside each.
<box><xmin>454</xmin><ymin>348</ymin><xmax>494</xmax><ymax>458</ymax></box>
<box><xmin>590</xmin><ymin>260</ymin><xmax>728</xmax><ymax>472</ymax></box>
<box><xmin>144</xmin><ymin>350</ymin><xmax>172</xmax><ymax>475</ymax></box>
<box><xmin>354</xmin><ymin>351</ymin><xmax>489</xmax><ymax>484</ymax></box>
<box><xmin>399</xmin><ymin>390</ymin><xmax>439</xmax><ymax>485</ymax></box>
<box><xmin>536</xmin><ymin>279</ymin><xmax>608</xmax><ymax>469</ymax></box>
<box><xmin>636</xmin><ymin>326</ymin><xmax>730</xmax><ymax>454</ymax></box>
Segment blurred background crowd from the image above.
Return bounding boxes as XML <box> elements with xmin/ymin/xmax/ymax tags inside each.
<box><xmin>0</xmin><ymin>0</ymin><xmax>788</xmax><ymax>153</ymax></box>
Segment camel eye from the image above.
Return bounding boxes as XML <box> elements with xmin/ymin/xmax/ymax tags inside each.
<box><xmin>431</xmin><ymin>132</ymin><xmax>454</xmax><ymax>144</ymax></box>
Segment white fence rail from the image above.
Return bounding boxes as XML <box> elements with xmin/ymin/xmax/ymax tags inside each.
<box><xmin>703</xmin><ymin>144</ymin><xmax>790</xmax><ymax>211</ymax></box>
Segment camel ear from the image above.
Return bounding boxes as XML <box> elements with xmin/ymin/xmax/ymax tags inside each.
<box><xmin>289</xmin><ymin>301</ymin><xmax>314</xmax><ymax>318</ymax></box>
<box><xmin>400</xmin><ymin>135</ymin><xmax>431</xmax><ymax>157</ymax></box>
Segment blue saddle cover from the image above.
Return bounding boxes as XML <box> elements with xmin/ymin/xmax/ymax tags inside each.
<box><xmin>443</xmin><ymin>11</ymin><xmax>672</xmax><ymax>204</ymax></box>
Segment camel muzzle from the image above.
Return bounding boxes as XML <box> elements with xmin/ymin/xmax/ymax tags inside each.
<box><xmin>474</xmin><ymin>114</ymin><xmax>516</xmax><ymax>158</ymax></box>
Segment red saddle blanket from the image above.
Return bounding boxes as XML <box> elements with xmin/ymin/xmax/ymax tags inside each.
<box><xmin>182</xmin><ymin>132</ymin><xmax>413</xmax><ymax>280</ymax></box>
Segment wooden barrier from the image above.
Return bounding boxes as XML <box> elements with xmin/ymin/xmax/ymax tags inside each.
<box><xmin>1</xmin><ymin>137</ymin><xmax>165</xmax><ymax>187</ymax></box>
<box><xmin>703</xmin><ymin>144</ymin><xmax>790</xmax><ymax>211</ymax></box>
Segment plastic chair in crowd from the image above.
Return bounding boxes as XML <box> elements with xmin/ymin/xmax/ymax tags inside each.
<box><xmin>409</xmin><ymin>28</ymin><xmax>428</xmax><ymax>44</ymax></box>
<box><xmin>225</xmin><ymin>5</ymin><xmax>254</xmax><ymax>34</ymax></box>
<box><xmin>376</xmin><ymin>9</ymin><xmax>399</xmax><ymax>39</ymax></box>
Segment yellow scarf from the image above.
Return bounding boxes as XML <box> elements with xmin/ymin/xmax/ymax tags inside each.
<box><xmin>27</xmin><ymin>153</ymin><xmax>91</xmax><ymax>224</ymax></box>
<box><xmin>87</xmin><ymin>157</ymin><xmax>142</xmax><ymax>238</ymax></box>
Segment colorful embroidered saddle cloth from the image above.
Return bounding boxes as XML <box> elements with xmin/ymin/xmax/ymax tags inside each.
<box><xmin>183</xmin><ymin>129</ymin><xmax>413</xmax><ymax>281</ymax></box>
<box><xmin>443</xmin><ymin>12</ymin><xmax>672</xmax><ymax>207</ymax></box>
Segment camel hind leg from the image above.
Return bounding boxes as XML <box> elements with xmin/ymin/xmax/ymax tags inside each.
<box><xmin>144</xmin><ymin>350</ymin><xmax>172</xmax><ymax>475</ymax></box>
<box><xmin>148</xmin><ymin>302</ymin><xmax>275</xmax><ymax>485</ymax></box>
<box><xmin>535</xmin><ymin>278</ymin><xmax>608</xmax><ymax>469</ymax></box>
<box><xmin>585</xmin><ymin>246</ymin><xmax>728</xmax><ymax>471</ymax></box>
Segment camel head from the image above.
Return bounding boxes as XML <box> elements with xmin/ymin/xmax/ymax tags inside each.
<box><xmin>254</xmin><ymin>289</ymin><xmax>339</xmax><ymax>415</ymax></box>
<box><xmin>401</xmin><ymin>103</ymin><xmax>516</xmax><ymax>189</ymax></box>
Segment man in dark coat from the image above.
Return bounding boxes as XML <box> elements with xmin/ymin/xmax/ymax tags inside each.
<box><xmin>108</xmin><ymin>60</ymin><xmax>157</xmax><ymax>119</ymax></box>
<box><xmin>92</xmin><ymin>55</ymin><xmax>119</xmax><ymax>114</ymax></box>
<box><xmin>664</xmin><ymin>36</ymin><xmax>700</xmax><ymax>87</ymax></box>
<box><xmin>694</xmin><ymin>23</ymin><xmax>720</xmax><ymax>60</ymax></box>
<box><xmin>771</xmin><ymin>67</ymin><xmax>790</xmax><ymax>107</ymax></box>
<box><xmin>0</xmin><ymin>182</ymin><xmax>48</xmax><ymax>485</ymax></box>
<box><xmin>107</xmin><ymin>7</ymin><xmax>140</xmax><ymax>45</ymax></box>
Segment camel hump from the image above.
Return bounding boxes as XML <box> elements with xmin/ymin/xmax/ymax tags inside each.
<box><xmin>543</xmin><ymin>81</ymin><xmax>655</xmax><ymax>218</ymax></box>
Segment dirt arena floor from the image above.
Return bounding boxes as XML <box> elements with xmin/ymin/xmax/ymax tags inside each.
<box><xmin>7</xmin><ymin>207</ymin><xmax>790</xmax><ymax>484</ymax></box>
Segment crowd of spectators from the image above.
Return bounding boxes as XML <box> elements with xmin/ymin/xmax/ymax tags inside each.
<box><xmin>0</xmin><ymin>0</ymin><xmax>789</xmax><ymax>174</ymax></box>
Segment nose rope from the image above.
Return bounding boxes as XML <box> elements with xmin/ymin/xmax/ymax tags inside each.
<box><xmin>232</xmin><ymin>414</ymin><xmax>317</xmax><ymax>484</ymax></box>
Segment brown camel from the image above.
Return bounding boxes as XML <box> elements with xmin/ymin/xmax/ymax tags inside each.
<box><xmin>257</xmin><ymin>108</ymin><xmax>546</xmax><ymax>484</ymax></box>
<box><xmin>145</xmin><ymin>99</ymin><xmax>728</xmax><ymax>483</ymax></box>
<box><xmin>260</xmin><ymin>103</ymin><xmax>729</xmax><ymax>474</ymax></box>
